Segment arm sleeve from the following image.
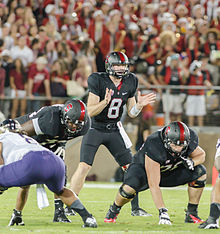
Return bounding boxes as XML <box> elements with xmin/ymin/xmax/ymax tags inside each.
<box><xmin>144</xmin><ymin>135</ymin><xmax>165</xmax><ymax>164</ymax></box>
<box><xmin>88</xmin><ymin>73</ymin><xmax>100</xmax><ymax>96</ymax></box>
<box><xmin>187</xmin><ymin>128</ymin><xmax>199</xmax><ymax>154</ymax></box>
<box><xmin>129</xmin><ymin>74</ymin><xmax>138</xmax><ymax>98</ymax></box>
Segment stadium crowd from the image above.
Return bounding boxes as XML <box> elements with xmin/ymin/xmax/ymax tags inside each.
<box><xmin>0</xmin><ymin>0</ymin><xmax>220</xmax><ymax>126</ymax></box>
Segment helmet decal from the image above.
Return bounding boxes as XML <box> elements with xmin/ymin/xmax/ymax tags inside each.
<box><xmin>78</xmin><ymin>100</ymin><xmax>86</xmax><ymax>121</ymax></box>
<box><xmin>64</xmin><ymin>103</ymin><xmax>73</xmax><ymax>112</ymax></box>
<box><xmin>117</xmin><ymin>52</ymin><xmax>125</xmax><ymax>62</ymax></box>
<box><xmin>162</xmin><ymin>121</ymin><xmax>190</xmax><ymax>157</ymax></box>
<box><xmin>177</xmin><ymin>121</ymin><xmax>185</xmax><ymax>143</ymax></box>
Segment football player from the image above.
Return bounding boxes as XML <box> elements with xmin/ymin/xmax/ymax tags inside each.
<box><xmin>0</xmin><ymin>125</ymin><xmax>97</xmax><ymax>228</ymax></box>
<box><xmin>69</xmin><ymin>51</ymin><xmax>156</xmax><ymax>216</ymax></box>
<box><xmin>2</xmin><ymin>99</ymin><xmax>90</xmax><ymax>225</ymax></box>
<box><xmin>199</xmin><ymin>139</ymin><xmax>220</xmax><ymax>229</ymax></box>
<box><xmin>104</xmin><ymin>121</ymin><xmax>207</xmax><ymax>225</ymax></box>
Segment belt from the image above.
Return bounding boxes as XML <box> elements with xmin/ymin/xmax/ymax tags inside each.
<box><xmin>92</xmin><ymin>122</ymin><xmax>118</xmax><ymax>131</ymax></box>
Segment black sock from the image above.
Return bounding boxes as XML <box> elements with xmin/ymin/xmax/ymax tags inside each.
<box><xmin>210</xmin><ymin>203</ymin><xmax>220</xmax><ymax>219</ymax></box>
<box><xmin>131</xmin><ymin>193</ymin><xmax>139</xmax><ymax>211</ymax></box>
<box><xmin>112</xmin><ymin>202</ymin><xmax>121</xmax><ymax>213</ymax></box>
<box><xmin>187</xmin><ymin>203</ymin><xmax>198</xmax><ymax>214</ymax></box>
<box><xmin>70</xmin><ymin>199</ymin><xmax>90</xmax><ymax>222</ymax></box>
<box><xmin>54</xmin><ymin>199</ymin><xmax>63</xmax><ymax>210</ymax></box>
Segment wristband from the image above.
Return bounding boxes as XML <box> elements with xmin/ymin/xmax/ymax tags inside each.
<box><xmin>130</xmin><ymin>104</ymin><xmax>142</xmax><ymax>116</ymax></box>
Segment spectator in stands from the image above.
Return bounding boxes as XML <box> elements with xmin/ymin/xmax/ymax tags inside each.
<box><xmin>43</xmin><ymin>4</ymin><xmax>60</xmax><ymax>31</ymax></box>
<box><xmin>1</xmin><ymin>49</ymin><xmax>13</xmax><ymax>118</ymax></box>
<box><xmin>50</xmin><ymin>60</ymin><xmax>69</xmax><ymax>104</ymax></box>
<box><xmin>185</xmin><ymin>34</ymin><xmax>200</xmax><ymax>66</ymax></box>
<box><xmin>10</xmin><ymin>36</ymin><xmax>34</xmax><ymax>68</ymax></box>
<box><xmin>0</xmin><ymin>23</ymin><xmax>14</xmax><ymax>50</ymax></box>
<box><xmin>31</xmin><ymin>38</ymin><xmax>41</xmax><ymax>61</ymax></box>
<box><xmin>10</xmin><ymin>58</ymin><xmax>27</xmax><ymax>118</ymax></box>
<box><xmin>185</xmin><ymin>60</ymin><xmax>212</xmax><ymax>126</ymax></box>
<box><xmin>71</xmin><ymin>55</ymin><xmax>91</xmax><ymax>91</ymax></box>
<box><xmin>88</xmin><ymin>10</ymin><xmax>105</xmax><ymax>46</ymax></box>
<box><xmin>123</xmin><ymin>22</ymin><xmax>141</xmax><ymax>59</ymax></box>
<box><xmin>157</xmin><ymin>30</ymin><xmax>176</xmax><ymax>65</ymax></box>
<box><xmin>44</xmin><ymin>39</ymin><xmax>58</xmax><ymax>71</ymax></box>
<box><xmin>79</xmin><ymin>39</ymin><xmax>97</xmax><ymax>73</ymax></box>
<box><xmin>27</xmin><ymin>56</ymin><xmax>51</xmax><ymax>112</ymax></box>
<box><xmin>203</xmin><ymin>28</ymin><xmax>220</xmax><ymax>56</ymax></box>
<box><xmin>158</xmin><ymin>53</ymin><xmax>188</xmax><ymax>122</ymax></box>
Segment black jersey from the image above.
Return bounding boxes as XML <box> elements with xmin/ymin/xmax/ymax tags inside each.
<box><xmin>15</xmin><ymin>105</ymin><xmax>90</xmax><ymax>153</ymax></box>
<box><xmin>133</xmin><ymin>128</ymin><xmax>198</xmax><ymax>174</ymax></box>
<box><xmin>88</xmin><ymin>72</ymin><xmax>138</xmax><ymax>125</ymax></box>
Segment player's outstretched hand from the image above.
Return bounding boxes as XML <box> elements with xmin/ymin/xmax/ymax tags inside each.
<box><xmin>158</xmin><ymin>208</ymin><xmax>172</xmax><ymax>225</ymax></box>
<box><xmin>180</xmin><ymin>156</ymin><xmax>194</xmax><ymax>171</ymax></box>
<box><xmin>137</xmin><ymin>91</ymin><xmax>156</xmax><ymax>108</ymax></box>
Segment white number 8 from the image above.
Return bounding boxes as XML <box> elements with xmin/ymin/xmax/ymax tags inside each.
<box><xmin>107</xmin><ymin>98</ymin><xmax>122</xmax><ymax>119</ymax></box>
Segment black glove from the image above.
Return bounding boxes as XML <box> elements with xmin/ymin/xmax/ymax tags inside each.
<box><xmin>180</xmin><ymin>156</ymin><xmax>194</xmax><ymax>170</ymax></box>
<box><xmin>158</xmin><ymin>208</ymin><xmax>171</xmax><ymax>225</ymax></box>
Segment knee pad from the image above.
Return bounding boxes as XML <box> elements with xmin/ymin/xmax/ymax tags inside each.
<box><xmin>195</xmin><ymin>164</ymin><xmax>207</xmax><ymax>177</ymax></box>
<box><xmin>119</xmin><ymin>185</ymin><xmax>136</xmax><ymax>199</ymax></box>
<box><xmin>188</xmin><ymin>179</ymin><xmax>206</xmax><ymax>188</ymax></box>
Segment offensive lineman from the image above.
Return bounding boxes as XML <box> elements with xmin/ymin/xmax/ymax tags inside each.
<box><xmin>2</xmin><ymin>99</ymin><xmax>90</xmax><ymax>225</ymax></box>
<box><xmin>69</xmin><ymin>51</ymin><xmax>156</xmax><ymax>216</ymax></box>
<box><xmin>104</xmin><ymin>121</ymin><xmax>207</xmax><ymax>225</ymax></box>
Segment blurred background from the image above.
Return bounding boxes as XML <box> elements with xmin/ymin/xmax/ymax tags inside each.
<box><xmin>0</xmin><ymin>0</ymin><xmax>220</xmax><ymax>184</ymax></box>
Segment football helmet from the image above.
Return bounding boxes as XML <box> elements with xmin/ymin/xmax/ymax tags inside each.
<box><xmin>62</xmin><ymin>99</ymin><xmax>88</xmax><ymax>134</ymax></box>
<box><xmin>105</xmin><ymin>51</ymin><xmax>130</xmax><ymax>79</ymax></box>
<box><xmin>162</xmin><ymin>121</ymin><xmax>190</xmax><ymax>157</ymax></box>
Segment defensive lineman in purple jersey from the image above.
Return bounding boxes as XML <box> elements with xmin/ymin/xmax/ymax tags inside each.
<box><xmin>0</xmin><ymin>128</ymin><xmax>97</xmax><ymax>228</ymax></box>
<box><xmin>1</xmin><ymin>99</ymin><xmax>90</xmax><ymax>224</ymax></box>
<box><xmin>69</xmin><ymin>51</ymin><xmax>156</xmax><ymax>216</ymax></box>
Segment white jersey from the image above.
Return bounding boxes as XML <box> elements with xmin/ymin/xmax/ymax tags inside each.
<box><xmin>0</xmin><ymin>132</ymin><xmax>50</xmax><ymax>165</ymax></box>
<box><xmin>215</xmin><ymin>138</ymin><xmax>220</xmax><ymax>159</ymax></box>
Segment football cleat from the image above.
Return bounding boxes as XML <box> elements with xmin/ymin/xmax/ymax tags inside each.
<box><xmin>65</xmin><ymin>206</ymin><xmax>76</xmax><ymax>216</ymax></box>
<box><xmin>104</xmin><ymin>205</ymin><xmax>119</xmax><ymax>223</ymax></box>
<box><xmin>199</xmin><ymin>217</ymin><xmax>219</xmax><ymax>229</ymax></box>
<box><xmin>53</xmin><ymin>207</ymin><xmax>71</xmax><ymax>223</ymax></box>
<box><xmin>8</xmin><ymin>209</ymin><xmax>25</xmax><ymax>226</ymax></box>
<box><xmin>131</xmin><ymin>208</ymin><xmax>152</xmax><ymax>217</ymax></box>
<box><xmin>185</xmin><ymin>209</ymin><xmax>203</xmax><ymax>223</ymax></box>
<box><xmin>83</xmin><ymin>215</ymin><xmax>97</xmax><ymax>228</ymax></box>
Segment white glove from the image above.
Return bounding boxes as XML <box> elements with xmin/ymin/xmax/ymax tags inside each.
<box><xmin>54</xmin><ymin>146</ymin><xmax>66</xmax><ymax>159</ymax></box>
<box><xmin>180</xmin><ymin>156</ymin><xmax>194</xmax><ymax>171</ymax></box>
<box><xmin>159</xmin><ymin>208</ymin><xmax>172</xmax><ymax>225</ymax></box>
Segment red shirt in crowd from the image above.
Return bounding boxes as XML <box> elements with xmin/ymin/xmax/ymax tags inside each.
<box><xmin>28</xmin><ymin>64</ymin><xmax>50</xmax><ymax>94</ymax></box>
<box><xmin>10</xmin><ymin>69</ymin><xmax>25</xmax><ymax>90</ymax></box>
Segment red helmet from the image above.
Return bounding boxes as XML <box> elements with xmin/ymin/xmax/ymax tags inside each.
<box><xmin>105</xmin><ymin>51</ymin><xmax>130</xmax><ymax>79</ymax></box>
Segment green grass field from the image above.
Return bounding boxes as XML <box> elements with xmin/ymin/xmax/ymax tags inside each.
<box><xmin>0</xmin><ymin>182</ymin><xmax>218</xmax><ymax>234</ymax></box>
